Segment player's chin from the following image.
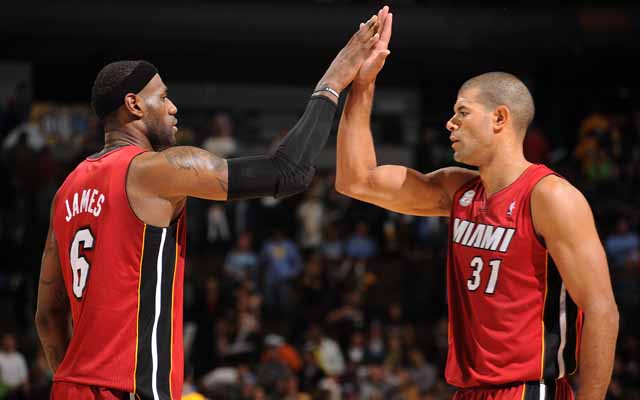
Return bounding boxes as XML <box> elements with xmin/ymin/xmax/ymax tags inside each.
<box><xmin>167</xmin><ymin>127</ymin><xmax>178</xmax><ymax>144</ymax></box>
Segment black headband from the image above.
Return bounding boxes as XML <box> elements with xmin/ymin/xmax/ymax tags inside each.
<box><xmin>93</xmin><ymin>61</ymin><xmax>158</xmax><ymax>119</ymax></box>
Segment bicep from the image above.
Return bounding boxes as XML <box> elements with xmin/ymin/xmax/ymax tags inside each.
<box><xmin>532</xmin><ymin>178</ymin><xmax>614</xmax><ymax>310</ymax></box>
<box><xmin>133</xmin><ymin>146</ymin><xmax>229</xmax><ymax>201</ymax></box>
<box><xmin>344</xmin><ymin>165</ymin><xmax>477</xmax><ymax>216</ymax></box>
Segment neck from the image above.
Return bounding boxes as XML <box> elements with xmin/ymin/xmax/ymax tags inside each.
<box><xmin>103</xmin><ymin>122</ymin><xmax>154</xmax><ymax>152</ymax></box>
<box><xmin>478</xmin><ymin>142</ymin><xmax>531</xmax><ymax>196</ymax></box>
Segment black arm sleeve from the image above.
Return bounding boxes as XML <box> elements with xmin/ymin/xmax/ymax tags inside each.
<box><xmin>227</xmin><ymin>95</ymin><xmax>337</xmax><ymax>201</ymax></box>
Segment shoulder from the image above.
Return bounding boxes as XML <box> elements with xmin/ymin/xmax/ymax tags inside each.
<box><xmin>531</xmin><ymin>174</ymin><xmax>586</xmax><ymax>210</ymax></box>
<box><xmin>531</xmin><ymin>175</ymin><xmax>593</xmax><ymax>238</ymax></box>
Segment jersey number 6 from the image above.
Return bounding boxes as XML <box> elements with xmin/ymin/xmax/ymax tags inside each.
<box><xmin>467</xmin><ymin>256</ymin><xmax>501</xmax><ymax>294</ymax></box>
<box><xmin>70</xmin><ymin>228</ymin><xmax>94</xmax><ymax>299</ymax></box>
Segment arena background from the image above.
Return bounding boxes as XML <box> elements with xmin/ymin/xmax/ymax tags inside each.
<box><xmin>0</xmin><ymin>1</ymin><xmax>638</xmax><ymax>399</ymax></box>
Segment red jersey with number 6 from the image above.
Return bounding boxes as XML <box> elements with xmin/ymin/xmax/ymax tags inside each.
<box><xmin>445</xmin><ymin>164</ymin><xmax>583</xmax><ymax>388</ymax></box>
<box><xmin>52</xmin><ymin>145</ymin><xmax>187</xmax><ymax>399</ymax></box>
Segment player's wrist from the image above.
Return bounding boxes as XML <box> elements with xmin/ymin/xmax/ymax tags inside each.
<box><xmin>313</xmin><ymin>80</ymin><xmax>341</xmax><ymax>104</ymax></box>
<box><xmin>352</xmin><ymin>79</ymin><xmax>375</xmax><ymax>93</ymax></box>
<box><xmin>313</xmin><ymin>79</ymin><xmax>344</xmax><ymax>97</ymax></box>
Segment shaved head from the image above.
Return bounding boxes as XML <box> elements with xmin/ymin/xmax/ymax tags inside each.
<box><xmin>459</xmin><ymin>72</ymin><xmax>535</xmax><ymax>133</ymax></box>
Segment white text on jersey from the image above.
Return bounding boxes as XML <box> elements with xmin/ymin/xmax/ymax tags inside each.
<box><xmin>452</xmin><ymin>218</ymin><xmax>515</xmax><ymax>253</ymax></box>
<box><xmin>65</xmin><ymin>189</ymin><xmax>105</xmax><ymax>222</ymax></box>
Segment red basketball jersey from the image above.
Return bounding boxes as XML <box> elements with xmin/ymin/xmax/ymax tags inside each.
<box><xmin>445</xmin><ymin>164</ymin><xmax>583</xmax><ymax>388</ymax></box>
<box><xmin>52</xmin><ymin>145</ymin><xmax>186</xmax><ymax>399</ymax></box>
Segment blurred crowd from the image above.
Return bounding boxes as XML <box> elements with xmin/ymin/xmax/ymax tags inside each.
<box><xmin>0</xmin><ymin>81</ymin><xmax>639</xmax><ymax>400</ymax></box>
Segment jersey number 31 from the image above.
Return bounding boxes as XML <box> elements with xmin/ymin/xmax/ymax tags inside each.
<box><xmin>70</xmin><ymin>228</ymin><xmax>94</xmax><ymax>299</ymax></box>
<box><xmin>467</xmin><ymin>256</ymin><xmax>501</xmax><ymax>294</ymax></box>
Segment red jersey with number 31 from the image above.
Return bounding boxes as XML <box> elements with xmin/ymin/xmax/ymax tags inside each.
<box><xmin>445</xmin><ymin>164</ymin><xmax>583</xmax><ymax>388</ymax></box>
<box><xmin>52</xmin><ymin>145</ymin><xmax>186</xmax><ymax>399</ymax></box>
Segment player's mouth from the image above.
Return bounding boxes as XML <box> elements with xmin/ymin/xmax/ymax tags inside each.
<box><xmin>450</xmin><ymin>135</ymin><xmax>460</xmax><ymax>148</ymax></box>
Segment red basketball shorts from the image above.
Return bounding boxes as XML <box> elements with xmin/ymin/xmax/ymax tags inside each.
<box><xmin>51</xmin><ymin>381</ymin><xmax>131</xmax><ymax>400</ymax></box>
<box><xmin>453</xmin><ymin>378</ymin><xmax>574</xmax><ymax>400</ymax></box>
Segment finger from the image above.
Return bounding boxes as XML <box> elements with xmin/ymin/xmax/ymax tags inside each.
<box><xmin>371</xmin><ymin>20</ymin><xmax>380</xmax><ymax>36</ymax></box>
<box><xmin>377</xmin><ymin>5</ymin><xmax>389</xmax><ymax>28</ymax></box>
<box><xmin>380</xmin><ymin>13</ymin><xmax>393</xmax><ymax>46</ymax></box>
<box><xmin>357</xmin><ymin>15</ymin><xmax>378</xmax><ymax>42</ymax></box>
<box><xmin>366</xmin><ymin>32</ymin><xmax>381</xmax><ymax>48</ymax></box>
<box><xmin>352</xmin><ymin>21</ymin><xmax>368</xmax><ymax>44</ymax></box>
<box><xmin>365</xmin><ymin>14</ymin><xmax>378</xmax><ymax>30</ymax></box>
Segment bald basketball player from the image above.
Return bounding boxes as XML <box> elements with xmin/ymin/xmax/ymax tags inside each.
<box><xmin>336</xmin><ymin>7</ymin><xmax>617</xmax><ymax>400</ymax></box>
<box><xmin>34</xmin><ymin>10</ymin><xmax>385</xmax><ymax>400</ymax></box>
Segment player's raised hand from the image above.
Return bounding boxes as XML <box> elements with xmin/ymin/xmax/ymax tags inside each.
<box><xmin>355</xmin><ymin>6</ymin><xmax>393</xmax><ymax>85</ymax></box>
<box><xmin>316</xmin><ymin>13</ymin><xmax>381</xmax><ymax>94</ymax></box>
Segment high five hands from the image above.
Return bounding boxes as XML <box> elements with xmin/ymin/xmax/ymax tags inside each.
<box><xmin>316</xmin><ymin>6</ymin><xmax>393</xmax><ymax>96</ymax></box>
<box><xmin>356</xmin><ymin>5</ymin><xmax>393</xmax><ymax>86</ymax></box>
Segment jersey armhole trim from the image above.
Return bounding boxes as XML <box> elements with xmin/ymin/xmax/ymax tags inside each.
<box><xmin>529</xmin><ymin>173</ymin><xmax>561</xmax><ymax>250</ymax></box>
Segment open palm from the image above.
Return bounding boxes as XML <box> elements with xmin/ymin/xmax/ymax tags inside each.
<box><xmin>356</xmin><ymin>6</ymin><xmax>393</xmax><ymax>85</ymax></box>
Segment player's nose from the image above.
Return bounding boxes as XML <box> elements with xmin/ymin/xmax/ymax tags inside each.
<box><xmin>167</xmin><ymin>99</ymin><xmax>178</xmax><ymax>115</ymax></box>
<box><xmin>446</xmin><ymin>117</ymin><xmax>458</xmax><ymax>132</ymax></box>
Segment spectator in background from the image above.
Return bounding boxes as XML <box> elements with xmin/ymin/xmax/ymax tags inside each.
<box><xmin>407</xmin><ymin>348</ymin><xmax>437</xmax><ymax>394</ymax></box>
<box><xmin>346</xmin><ymin>331</ymin><xmax>367</xmax><ymax>365</ymax></box>
<box><xmin>606</xmin><ymin>218</ymin><xmax>639</xmax><ymax>269</ymax></box>
<box><xmin>261</xmin><ymin>230</ymin><xmax>303</xmax><ymax>315</ymax></box>
<box><xmin>299</xmin><ymin>344</ymin><xmax>325</xmax><ymax>393</ymax></box>
<box><xmin>225</xmin><ymin>231</ymin><xmax>259</xmax><ymax>284</ymax></box>
<box><xmin>320</xmin><ymin>223</ymin><xmax>344</xmax><ymax>263</ymax></box>
<box><xmin>0</xmin><ymin>333</ymin><xmax>29</xmax><ymax>400</ymax></box>
<box><xmin>261</xmin><ymin>334</ymin><xmax>303</xmax><ymax>375</ymax></box>
<box><xmin>575</xmin><ymin>109</ymin><xmax>622</xmax><ymax>183</ymax></box>
<box><xmin>345</xmin><ymin>221</ymin><xmax>378</xmax><ymax>261</ymax></box>
<box><xmin>358</xmin><ymin>364</ymin><xmax>390</xmax><ymax>400</ymax></box>
<box><xmin>3</xmin><ymin>103</ymin><xmax>46</xmax><ymax>152</ymax></box>
<box><xmin>297</xmin><ymin>180</ymin><xmax>326</xmax><ymax>250</ymax></box>
<box><xmin>304</xmin><ymin>324</ymin><xmax>345</xmax><ymax>378</ymax></box>
<box><xmin>326</xmin><ymin>289</ymin><xmax>365</xmax><ymax>350</ymax></box>
<box><xmin>366</xmin><ymin>321</ymin><xmax>386</xmax><ymax>364</ymax></box>
<box><xmin>202</xmin><ymin>112</ymin><xmax>237</xmax><ymax>158</ymax></box>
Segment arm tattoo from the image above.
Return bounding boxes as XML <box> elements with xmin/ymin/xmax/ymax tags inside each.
<box><xmin>437</xmin><ymin>191</ymin><xmax>451</xmax><ymax>212</ymax></box>
<box><xmin>164</xmin><ymin>147</ymin><xmax>228</xmax><ymax>193</ymax></box>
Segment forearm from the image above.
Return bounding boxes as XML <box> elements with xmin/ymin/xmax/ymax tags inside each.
<box><xmin>277</xmin><ymin>95</ymin><xmax>337</xmax><ymax>165</ymax></box>
<box><xmin>575</xmin><ymin>306</ymin><xmax>619</xmax><ymax>400</ymax></box>
<box><xmin>336</xmin><ymin>81</ymin><xmax>378</xmax><ymax>190</ymax></box>
<box><xmin>227</xmin><ymin>95</ymin><xmax>336</xmax><ymax>200</ymax></box>
<box><xmin>35</xmin><ymin>310</ymin><xmax>71</xmax><ymax>372</ymax></box>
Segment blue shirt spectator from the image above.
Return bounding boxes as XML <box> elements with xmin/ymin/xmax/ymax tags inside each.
<box><xmin>224</xmin><ymin>232</ymin><xmax>259</xmax><ymax>283</ymax></box>
<box><xmin>261</xmin><ymin>231</ymin><xmax>303</xmax><ymax>284</ymax></box>
<box><xmin>606</xmin><ymin>219</ymin><xmax>639</xmax><ymax>268</ymax></box>
<box><xmin>345</xmin><ymin>222</ymin><xmax>378</xmax><ymax>260</ymax></box>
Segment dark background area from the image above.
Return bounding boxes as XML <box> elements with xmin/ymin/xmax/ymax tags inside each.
<box><xmin>0</xmin><ymin>1</ymin><xmax>639</xmax><ymax>399</ymax></box>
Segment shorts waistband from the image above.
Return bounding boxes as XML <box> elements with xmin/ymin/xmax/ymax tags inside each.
<box><xmin>457</xmin><ymin>379</ymin><xmax>562</xmax><ymax>400</ymax></box>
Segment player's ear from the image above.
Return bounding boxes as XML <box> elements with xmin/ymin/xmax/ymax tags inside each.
<box><xmin>493</xmin><ymin>105</ymin><xmax>509</xmax><ymax>133</ymax></box>
<box><xmin>123</xmin><ymin>93</ymin><xmax>144</xmax><ymax>118</ymax></box>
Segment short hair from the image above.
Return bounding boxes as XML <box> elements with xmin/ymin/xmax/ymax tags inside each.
<box><xmin>459</xmin><ymin>72</ymin><xmax>535</xmax><ymax>133</ymax></box>
<box><xmin>91</xmin><ymin>60</ymin><xmax>157</xmax><ymax>120</ymax></box>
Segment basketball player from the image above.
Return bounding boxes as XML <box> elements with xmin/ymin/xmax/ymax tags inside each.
<box><xmin>335</xmin><ymin>7</ymin><xmax>618</xmax><ymax>400</ymax></box>
<box><xmin>34</xmin><ymin>11</ymin><xmax>384</xmax><ymax>400</ymax></box>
